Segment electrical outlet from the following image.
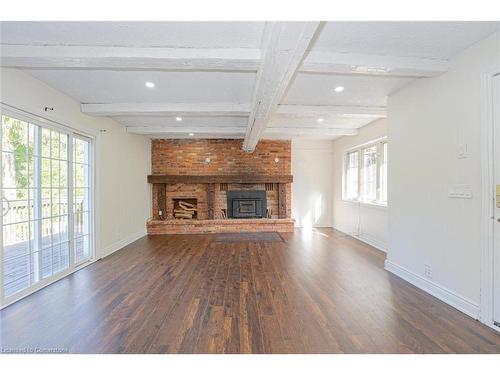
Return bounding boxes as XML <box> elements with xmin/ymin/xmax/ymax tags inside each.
<box><xmin>424</xmin><ymin>264</ymin><xmax>432</xmax><ymax>279</ymax></box>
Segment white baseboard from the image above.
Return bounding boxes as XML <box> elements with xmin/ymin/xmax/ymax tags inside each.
<box><xmin>98</xmin><ymin>229</ymin><xmax>147</xmax><ymax>259</ymax></box>
<box><xmin>333</xmin><ymin>226</ymin><xmax>388</xmax><ymax>252</ymax></box>
<box><xmin>357</xmin><ymin>233</ymin><xmax>388</xmax><ymax>253</ymax></box>
<box><xmin>384</xmin><ymin>260</ymin><xmax>480</xmax><ymax>319</ymax></box>
<box><xmin>294</xmin><ymin>223</ymin><xmax>334</xmax><ymax>228</ymax></box>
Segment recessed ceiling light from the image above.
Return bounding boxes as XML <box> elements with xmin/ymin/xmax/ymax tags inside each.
<box><xmin>175</xmin><ymin>117</ymin><xmax>182</xmax><ymax>122</ymax></box>
<box><xmin>334</xmin><ymin>86</ymin><xmax>344</xmax><ymax>93</ymax></box>
<box><xmin>317</xmin><ymin>118</ymin><xmax>324</xmax><ymax>123</ymax></box>
<box><xmin>145</xmin><ymin>81</ymin><xmax>155</xmax><ymax>88</ymax></box>
<box><xmin>188</xmin><ymin>133</ymin><xmax>194</xmax><ymax>136</ymax></box>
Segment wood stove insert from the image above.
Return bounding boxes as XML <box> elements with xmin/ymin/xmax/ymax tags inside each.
<box><xmin>227</xmin><ymin>190</ymin><xmax>267</xmax><ymax>219</ymax></box>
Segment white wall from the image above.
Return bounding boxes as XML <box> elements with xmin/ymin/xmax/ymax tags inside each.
<box><xmin>332</xmin><ymin>119</ymin><xmax>388</xmax><ymax>251</ymax></box>
<box><xmin>387</xmin><ymin>31</ymin><xmax>500</xmax><ymax>317</ymax></box>
<box><xmin>292</xmin><ymin>139</ymin><xmax>334</xmax><ymax>227</ymax></box>
<box><xmin>0</xmin><ymin>68</ymin><xmax>151</xmax><ymax>259</ymax></box>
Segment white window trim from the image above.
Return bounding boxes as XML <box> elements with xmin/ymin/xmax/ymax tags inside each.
<box><xmin>0</xmin><ymin>105</ymin><xmax>96</xmax><ymax>309</ymax></box>
<box><xmin>342</xmin><ymin>137</ymin><xmax>388</xmax><ymax>207</ymax></box>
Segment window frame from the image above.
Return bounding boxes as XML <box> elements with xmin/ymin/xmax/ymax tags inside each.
<box><xmin>344</xmin><ymin>150</ymin><xmax>359</xmax><ymax>201</ymax></box>
<box><xmin>0</xmin><ymin>105</ymin><xmax>96</xmax><ymax>308</ymax></box>
<box><xmin>342</xmin><ymin>137</ymin><xmax>388</xmax><ymax>207</ymax></box>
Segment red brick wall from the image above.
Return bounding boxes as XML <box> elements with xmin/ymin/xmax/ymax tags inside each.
<box><xmin>152</xmin><ymin>139</ymin><xmax>291</xmax><ymax>175</ymax></box>
<box><xmin>150</xmin><ymin>139</ymin><xmax>292</xmax><ymax>221</ymax></box>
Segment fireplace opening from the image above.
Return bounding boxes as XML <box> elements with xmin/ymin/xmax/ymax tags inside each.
<box><xmin>173</xmin><ymin>198</ymin><xmax>198</xmax><ymax>219</ymax></box>
<box><xmin>227</xmin><ymin>190</ymin><xmax>266</xmax><ymax>219</ymax></box>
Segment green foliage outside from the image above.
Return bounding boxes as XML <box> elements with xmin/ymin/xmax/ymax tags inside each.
<box><xmin>2</xmin><ymin>115</ymin><xmax>87</xmax><ymax>201</ymax></box>
<box><xmin>2</xmin><ymin>116</ymin><xmax>32</xmax><ymax>199</ymax></box>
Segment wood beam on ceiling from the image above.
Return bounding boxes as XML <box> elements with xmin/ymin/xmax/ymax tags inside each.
<box><xmin>242</xmin><ymin>21</ymin><xmax>321</xmax><ymax>152</ymax></box>
<box><xmin>136</xmin><ymin>134</ymin><xmax>245</xmax><ymax>140</ymax></box>
<box><xmin>147</xmin><ymin>174</ymin><xmax>293</xmax><ymax>184</ymax></box>
<box><xmin>264</xmin><ymin>127</ymin><xmax>358</xmax><ymax>136</ymax></box>
<box><xmin>81</xmin><ymin>102</ymin><xmax>251</xmax><ymax>117</ymax></box>
<box><xmin>126</xmin><ymin>125</ymin><xmax>357</xmax><ymax>137</ymax></box>
<box><xmin>0</xmin><ymin>45</ymin><xmax>261</xmax><ymax>71</ymax></box>
<box><xmin>126</xmin><ymin>126</ymin><xmax>246</xmax><ymax>135</ymax></box>
<box><xmin>276</xmin><ymin>104</ymin><xmax>387</xmax><ymax>118</ymax></box>
<box><xmin>300</xmin><ymin>51</ymin><xmax>449</xmax><ymax>78</ymax></box>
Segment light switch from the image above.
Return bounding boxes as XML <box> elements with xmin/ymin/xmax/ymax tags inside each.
<box><xmin>457</xmin><ymin>144</ymin><xmax>468</xmax><ymax>159</ymax></box>
<box><xmin>496</xmin><ymin>185</ymin><xmax>500</xmax><ymax>208</ymax></box>
<box><xmin>448</xmin><ymin>184</ymin><xmax>473</xmax><ymax>199</ymax></box>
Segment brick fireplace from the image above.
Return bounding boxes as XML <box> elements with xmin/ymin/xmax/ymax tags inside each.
<box><xmin>147</xmin><ymin>139</ymin><xmax>294</xmax><ymax>234</ymax></box>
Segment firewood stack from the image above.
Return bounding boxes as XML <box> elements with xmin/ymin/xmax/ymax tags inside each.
<box><xmin>173</xmin><ymin>200</ymin><xmax>197</xmax><ymax>219</ymax></box>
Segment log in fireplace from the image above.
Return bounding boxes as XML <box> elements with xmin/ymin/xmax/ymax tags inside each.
<box><xmin>173</xmin><ymin>198</ymin><xmax>198</xmax><ymax>219</ymax></box>
<box><xmin>227</xmin><ymin>190</ymin><xmax>267</xmax><ymax>219</ymax></box>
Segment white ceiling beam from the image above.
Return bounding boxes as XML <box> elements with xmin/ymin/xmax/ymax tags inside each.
<box><xmin>0</xmin><ymin>45</ymin><xmax>261</xmax><ymax>71</ymax></box>
<box><xmin>127</xmin><ymin>127</ymin><xmax>245</xmax><ymax>139</ymax></box>
<box><xmin>81</xmin><ymin>102</ymin><xmax>251</xmax><ymax>117</ymax></box>
<box><xmin>265</xmin><ymin>127</ymin><xmax>358</xmax><ymax>136</ymax></box>
<box><xmin>270</xmin><ymin>120</ymin><xmax>367</xmax><ymax>129</ymax></box>
<box><xmin>276</xmin><ymin>104</ymin><xmax>387</xmax><ymax>118</ymax></box>
<box><xmin>300</xmin><ymin>52</ymin><xmax>449</xmax><ymax>77</ymax></box>
<box><xmin>242</xmin><ymin>21</ymin><xmax>321</xmax><ymax>152</ymax></box>
<box><xmin>126</xmin><ymin>126</ymin><xmax>246</xmax><ymax>134</ymax></box>
<box><xmin>126</xmin><ymin>126</ymin><xmax>355</xmax><ymax>135</ymax></box>
<box><xmin>127</xmin><ymin>125</ymin><xmax>357</xmax><ymax>138</ymax></box>
<box><xmin>144</xmin><ymin>134</ymin><xmax>245</xmax><ymax>139</ymax></box>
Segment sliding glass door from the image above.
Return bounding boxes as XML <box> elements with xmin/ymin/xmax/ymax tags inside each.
<box><xmin>73</xmin><ymin>136</ymin><xmax>92</xmax><ymax>263</ymax></box>
<box><xmin>1</xmin><ymin>112</ymin><xmax>93</xmax><ymax>305</ymax></box>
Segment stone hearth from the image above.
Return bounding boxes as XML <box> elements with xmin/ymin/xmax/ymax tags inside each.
<box><xmin>147</xmin><ymin>218</ymin><xmax>294</xmax><ymax>234</ymax></box>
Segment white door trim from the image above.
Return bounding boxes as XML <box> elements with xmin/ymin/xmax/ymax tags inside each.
<box><xmin>479</xmin><ymin>68</ymin><xmax>500</xmax><ymax>331</ymax></box>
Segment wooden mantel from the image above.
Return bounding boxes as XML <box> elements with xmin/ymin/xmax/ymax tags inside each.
<box><xmin>147</xmin><ymin>174</ymin><xmax>293</xmax><ymax>184</ymax></box>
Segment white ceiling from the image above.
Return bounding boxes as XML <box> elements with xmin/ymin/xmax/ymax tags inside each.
<box><xmin>0</xmin><ymin>21</ymin><xmax>266</xmax><ymax>48</ymax></box>
<box><xmin>1</xmin><ymin>21</ymin><xmax>499</xmax><ymax>145</ymax></box>
<box><xmin>26</xmin><ymin>69</ymin><xmax>256</xmax><ymax>103</ymax></box>
<box><xmin>313</xmin><ymin>21</ymin><xmax>500</xmax><ymax>59</ymax></box>
<box><xmin>283</xmin><ymin>73</ymin><xmax>414</xmax><ymax>107</ymax></box>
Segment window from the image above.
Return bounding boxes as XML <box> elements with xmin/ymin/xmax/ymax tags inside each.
<box><xmin>361</xmin><ymin>146</ymin><xmax>377</xmax><ymax>202</ymax></box>
<box><xmin>380</xmin><ymin>142</ymin><xmax>388</xmax><ymax>204</ymax></box>
<box><xmin>345</xmin><ymin>151</ymin><xmax>359</xmax><ymax>200</ymax></box>
<box><xmin>1</xmin><ymin>113</ymin><xmax>93</xmax><ymax>303</ymax></box>
<box><xmin>343</xmin><ymin>139</ymin><xmax>387</xmax><ymax>205</ymax></box>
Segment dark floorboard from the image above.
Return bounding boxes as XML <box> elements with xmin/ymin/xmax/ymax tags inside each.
<box><xmin>1</xmin><ymin>228</ymin><xmax>500</xmax><ymax>353</ymax></box>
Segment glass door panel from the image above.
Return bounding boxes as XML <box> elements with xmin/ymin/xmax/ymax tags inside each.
<box><xmin>73</xmin><ymin>136</ymin><xmax>92</xmax><ymax>263</ymax></box>
<box><xmin>2</xmin><ymin>116</ymin><xmax>36</xmax><ymax>297</ymax></box>
<box><xmin>1</xmin><ymin>114</ymin><xmax>81</xmax><ymax>302</ymax></box>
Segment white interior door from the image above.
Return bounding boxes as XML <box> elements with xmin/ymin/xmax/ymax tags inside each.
<box><xmin>493</xmin><ymin>73</ymin><xmax>500</xmax><ymax>326</ymax></box>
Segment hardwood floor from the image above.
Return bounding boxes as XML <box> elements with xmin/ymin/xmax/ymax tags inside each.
<box><xmin>2</xmin><ymin>228</ymin><xmax>500</xmax><ymax>353</ymax></box>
